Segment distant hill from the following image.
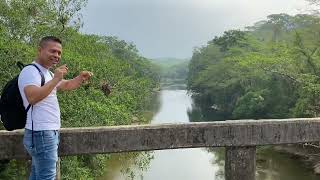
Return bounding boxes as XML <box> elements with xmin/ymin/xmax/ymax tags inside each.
<box><xmin>149</xmin><ymin>58</ymin><xmax>190</xmax><ymax>84</ymax></box>
<box><xmin>150</xmin><ymin>57</ymin><xmax>190</xmax><ymax>68</ymax></box>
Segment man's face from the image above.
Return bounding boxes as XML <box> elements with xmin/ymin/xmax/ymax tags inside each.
<box><xmin>38</xmin><ymin>41</ymin><xmax>62</xmax><ymax>68</ymax></box>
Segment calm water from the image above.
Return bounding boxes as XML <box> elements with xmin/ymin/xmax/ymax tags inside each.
<box><xmin>102</xmin><ymin>90</ymin><xmax>319</xmax><ymax>180</ymax></box>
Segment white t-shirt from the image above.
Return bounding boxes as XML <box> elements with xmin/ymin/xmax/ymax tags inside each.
<box><xmin>18</xmin><ymin>62</ymin><xmax>61</xmax><ymax>130</ymax></box>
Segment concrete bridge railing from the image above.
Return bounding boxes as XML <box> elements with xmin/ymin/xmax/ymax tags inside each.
<box><xmin>1</xmin><ymin>118</ymin><xmax>320</xmax><ymax>180</ymax></box>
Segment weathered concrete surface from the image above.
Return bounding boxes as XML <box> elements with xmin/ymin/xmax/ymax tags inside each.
<box><xmin>0</xmin><ymin>130</ymin><xmax>26</xmax><ymax>159</ymax></box>
<box><xmin>225</xmin><ymin>146</ymin><xmax>256</xmax><ymax>180</ymax></box>
<box><xmin>1</xmin><ymin>118</ymin><xmax>320</xmax><ymax>159</ymax></box>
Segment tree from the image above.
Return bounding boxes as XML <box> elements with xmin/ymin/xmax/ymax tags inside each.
<box><xmin>187</xmin><ymin>14</ymin><xmax>320</xmax><ymax>121</ymax></box>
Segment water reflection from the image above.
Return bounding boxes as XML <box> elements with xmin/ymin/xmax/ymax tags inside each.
<box><xmin>187</xmin><ymin>94</ymin><xmax>228</xmax><ymax>122</ymax></box>
<box><xmin>152</xmin><ymin>90</ymin><xmax>192</xmax><ymax>124</ymax></box>
<box><xmin>143</xmin><ymin>90</ymin><xmax>221</xmax><ymax>180</ymax></box>
<box><xmin>143</xmin><ymin>148</ymin><xmax>218</xmax><ymax>180</ymax></box>
<box><xmin>255</xmin><ymin>147</ymin><xmax>319</xmax><ymax>180</ymax></box>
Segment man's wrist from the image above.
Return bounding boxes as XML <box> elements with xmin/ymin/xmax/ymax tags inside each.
<box><xmin>76</xmin><ymin>75</ymin><xmax>84</xmax><ymax>84</ymax></box>
<box><xmin>52</xmin><ymin>77</ymin><xmax>62</xmax><ymax>84</ymax></box>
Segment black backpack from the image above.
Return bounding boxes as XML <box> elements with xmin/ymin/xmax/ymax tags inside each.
<box><xmin>0</xmin><ymin>62</ymin><xmax>45</xmax><ymax>131</ymax></box>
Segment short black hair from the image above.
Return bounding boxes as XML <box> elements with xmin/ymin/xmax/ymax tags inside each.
<box><xmin>39</xmin><ymin>36</ymin><xmax>62</xmax><ymax>47</ymax></box>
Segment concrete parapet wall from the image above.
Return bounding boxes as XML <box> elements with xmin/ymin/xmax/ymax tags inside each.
<box><xmin>1</xmin><ymin>118</ymin><xmax>320</xmax><ymax>160</ymax></box>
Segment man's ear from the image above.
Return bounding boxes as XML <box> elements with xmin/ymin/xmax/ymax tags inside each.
<box><xmin>37</xmin><ymin>46</ymin><xmax>42</xmax><ymax>55</ymax></box>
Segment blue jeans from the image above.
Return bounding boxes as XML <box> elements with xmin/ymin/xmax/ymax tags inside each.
<box><xmin>23</xmin><ymin>129</ymin><xmax>59</xmax><ymax>180</ymax></box>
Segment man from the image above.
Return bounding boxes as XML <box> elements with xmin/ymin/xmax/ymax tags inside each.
<box><xmin>18</xmin><ymin>36</ymin><xmax>93</xmax><ymax>179</ymax></box>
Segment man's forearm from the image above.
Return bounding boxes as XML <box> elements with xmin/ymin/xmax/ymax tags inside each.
<box><xmin>24</xmin><ymin>78</ymin><xmax>61</xmax><ymax>105</ymax></box>
<box><xmin>58</xmin><ymin>76</ymin><xmax>83</xmax><ymax>91</ymax></box>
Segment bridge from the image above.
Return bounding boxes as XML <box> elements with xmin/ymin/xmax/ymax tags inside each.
<box><xmin>1</xmin><ymin>118</ymin><xmax>320</xmax><ymax>180</ymax></box>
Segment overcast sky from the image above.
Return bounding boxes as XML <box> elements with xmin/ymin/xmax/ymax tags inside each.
<box><xmin>81</xmin><ymin>0</ymin><xmax>311</xmax><ymax>59</ymax></box>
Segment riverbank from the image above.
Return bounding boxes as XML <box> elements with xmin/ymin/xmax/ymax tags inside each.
<box><xmin>273</xmin><ymin>144</ymin><xmax>320</xmax><ymax>175</ymax></box>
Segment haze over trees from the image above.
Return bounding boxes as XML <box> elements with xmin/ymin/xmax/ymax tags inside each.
<box><xmin>150</xmin><ymin>57</ymin><xmax>189</xmax><ymax>87</ymax></box>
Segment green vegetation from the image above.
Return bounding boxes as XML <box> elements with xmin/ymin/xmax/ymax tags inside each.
<box><xmin>0</xmin><ymin>0</ymin><xmax>159</xmax><ymax>179</ymax></box>
<box><xmin>187</xmin><ymin>13</ymin><xmax>320</xmax><ymax>121</ymax></box>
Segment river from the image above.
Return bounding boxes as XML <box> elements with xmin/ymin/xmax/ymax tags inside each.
<box><xmin>102</xmin><ymin>89</ymin><xmax>319</xmax><ymax>180</ymax></box>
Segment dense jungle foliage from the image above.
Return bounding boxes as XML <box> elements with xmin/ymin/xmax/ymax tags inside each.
<box><xmin>187</xmin><ymin>12</ymin><xmax>320</xmax><ymax>121</ymax></box>
<box><xmin>0</xmin><ymin>0</ymin><xmax>160</xmax><ymax>179</ymax></box>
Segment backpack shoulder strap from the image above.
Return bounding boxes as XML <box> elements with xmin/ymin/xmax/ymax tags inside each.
<box><xmin>17</xmin><ymin>62</ymin><xmax>45</xmax><ymax>86</ymax></box>
<box><xmin>26</xmin><ymin>64</ymin><xmax>45</xmax><ymax>86</ymax></box>
<box><xmin>24</xmin><ymin>64</ymin><xmax>46</xmax><ymax>112</ymax></box>
<box><xmin>17</xmin><ymin>61</ymin><xmax>25</xmax><ymax>70</ymax></box>
<box><xmin>49</xmin><ymin>70</ymin><xmax>54</xmax><ymax>78</ymax></box>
